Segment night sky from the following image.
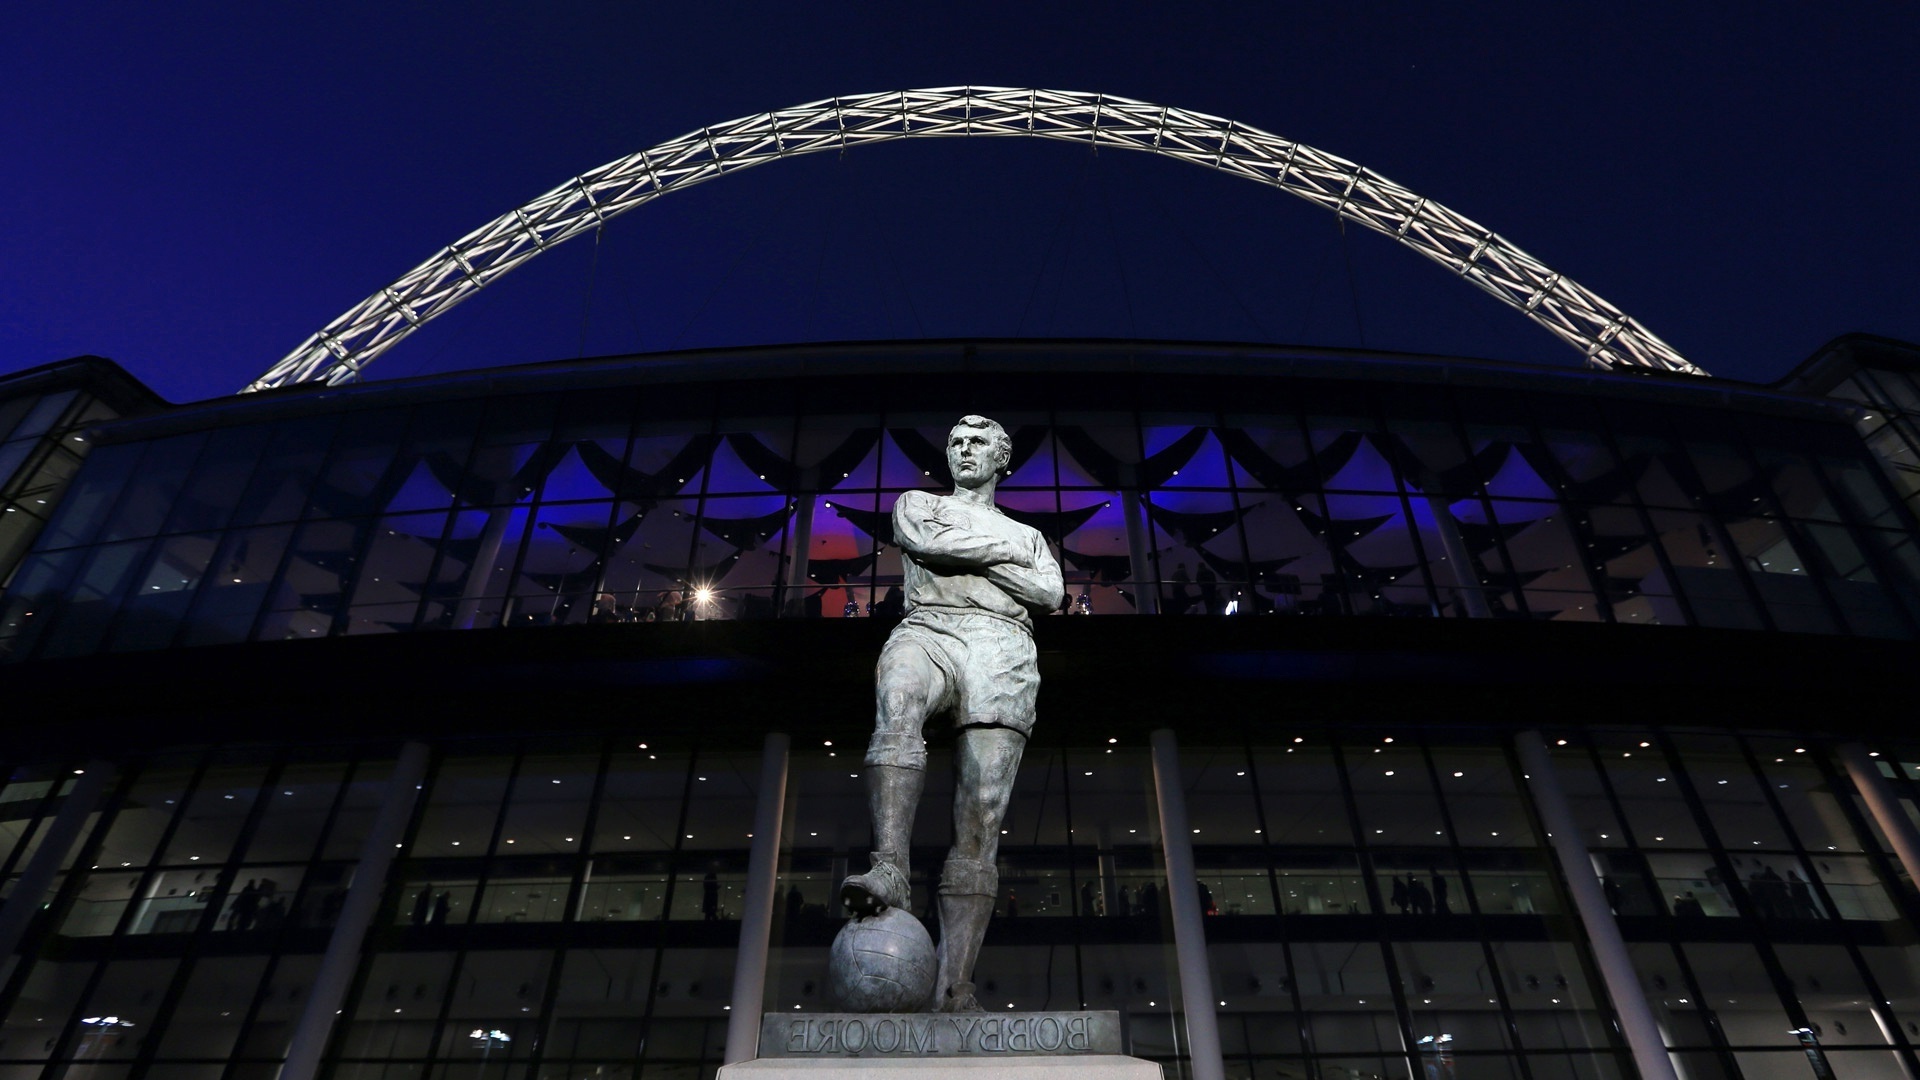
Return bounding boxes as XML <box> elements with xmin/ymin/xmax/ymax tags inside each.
<box><xmin>5</xmin><ymin>4</ymin><xmax>1916</xmax><ymax>403</ymax></box>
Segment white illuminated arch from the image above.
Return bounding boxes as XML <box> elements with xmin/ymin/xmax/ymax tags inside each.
<box><xmin>245</xmin><ymin>86</ymin><xmax>1704</xmax><ymax>391</ymax></box>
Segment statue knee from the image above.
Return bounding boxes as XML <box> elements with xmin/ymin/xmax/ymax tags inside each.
<box><xmin>865</xmin><ymin>731</ymin><xmax>927</xmax><ymax>771</ymax></box>
<box><xmin>940</xmin><ymin>856</ymin><xmax>997</xmax><ymax>898</ymax></box>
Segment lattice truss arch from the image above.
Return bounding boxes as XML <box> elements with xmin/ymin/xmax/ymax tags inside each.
<box><xmin>245</xmin><ymin>86</ymin><xmax>1706</xmax><ymax>391</ymax></box>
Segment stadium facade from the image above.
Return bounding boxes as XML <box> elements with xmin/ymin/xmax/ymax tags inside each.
<box><xmin>0</xmin><ymin>334</ymin><xmax>1917</xmax><ymax>1080</ymax></box>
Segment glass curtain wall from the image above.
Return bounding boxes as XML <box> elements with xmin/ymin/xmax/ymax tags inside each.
<box><xmin>5</xmin><ymin>370</ymin><xmax>1919</xmax><ymax>662</ymax></box>
<box><xmin>1</xmin><ymin>726</ymin><xmax>1915</xmax><ymax>1079</ymax></box>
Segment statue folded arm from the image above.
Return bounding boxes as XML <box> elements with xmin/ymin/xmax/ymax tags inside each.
<box><xmin>893</xmin><ymin>491</ymin><xmax>1031</xmax><ymax>569</ymax></box>
<box><xmin>983</xmin><ymin>535</ymin><xmax>1065</xmax><ymax>614</ymax></box>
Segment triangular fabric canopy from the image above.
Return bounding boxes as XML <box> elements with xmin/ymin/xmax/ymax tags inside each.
<box><xmin>1215</xmin><ymin>429</ymin><xmax>1365</xmax><ymax>492</ymax></box>
<box><xmin>576</xmin><ymin>435</ymin><xmax>720</xmax><ymax>502</ymax></box>
<box><xmin>695</xmin><ymin>503</ymin><xmax>796</xmax><ymax>550</ymax></box>
<box><xmin>1053</xmin><ymin>426</ymin><xmax>1211</xmax><ymax>490</ymax></box>
<box><xmin>999</xmin><ymin>501</ymin><xmax>1107</xmax><ymax>541</ymax></box>
<box><xmin>807</xmin><ymin>553</ymin><xmax>877</xmax><ymax>584</ymax></box>
<box><xmin>724</xmin><ymin>429</ymin><xmax>887</xmax><ymax>491</ymax></box>
<box><xmin>1144</xmin><ymin>501</ymin><xmax>1259</xmax><ymax>547</ymax></box>
<box><xmin>427</xmin><ymin>440</ymin><xmax>574</xmax><ymax>505</ymax></box>
<box><xmin>826</xmin><ymin>501</ymin><xmax>894</xmax><ymax>547</ymax></box>
<box><xmin>1059</xmin><ymin>547</ymin><xmax>1134</xmax><ymax>583</ymax></box>
<box><xmin>543</xmin><ymin>510</ymin><xmax>645</xmax><ymax>554</ymax></box>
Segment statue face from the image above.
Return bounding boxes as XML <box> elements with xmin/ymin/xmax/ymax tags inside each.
<box><xmin>947</xmin><ymin>423</ymin><xmax>1009</xmax><ymax>490</ymax></box>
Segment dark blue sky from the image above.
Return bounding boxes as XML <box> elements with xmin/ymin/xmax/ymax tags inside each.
<box><xmin>5</xmin><ymin>3</ymin><xmax>1916</xmax><ymax>402</ymax></box>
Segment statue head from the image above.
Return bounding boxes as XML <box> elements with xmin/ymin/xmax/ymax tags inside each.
<box><xmin>947</xmin><ymin>415</ymin><xmax>1012</xmax><ymax>489</ymax></box>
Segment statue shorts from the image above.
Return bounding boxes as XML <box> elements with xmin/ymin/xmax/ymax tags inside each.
<box><xmin>865</xmin><ymin>607</ymin><xmax>1039</xmax><ymax>771</ymax></box>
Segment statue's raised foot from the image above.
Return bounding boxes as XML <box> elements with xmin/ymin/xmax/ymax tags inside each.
<box><xmin>839</xmin><ymin>852</ymin><xmax>909</xmax><ymax>917</ymax></box>
<box><xmin>935</xmin><ymin>979</ymin><xmax>983</xmax><ymax>1012</ymax></box>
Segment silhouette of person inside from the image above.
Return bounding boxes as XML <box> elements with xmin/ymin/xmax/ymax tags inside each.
<box><xmin>702</xmin><ymin>868</ymin><xmax>720</xmax><ymax>921</ymax></box>
<box><xmin>229</xmin><ymin>880</ymin><xmax>261</xmax><ymax>932</ymax></box>
<box><xmin>411</xmin><ymin>885</ymin><xmax>433</xmax><ymax>927</ymax></box>
<box><xmin>1430</xmin><ymin>869</ymin><xmax>1451</xmax><ymax>916</ymax></box>
<box><xmin>1407</xmin><ymin>875</ymin><xmax>1433</xmax><ymax>916</ymax></box>
<box><xmin>1168</xmin><ymin>563</ymin><xmax>1193</xmax><ymax>615</ymax></box>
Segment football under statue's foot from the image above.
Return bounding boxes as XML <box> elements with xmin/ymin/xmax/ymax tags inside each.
<box><xmin>839</xmin><ymin>858</ymin><xmax>910</xmax><ymax>917</ymax></box>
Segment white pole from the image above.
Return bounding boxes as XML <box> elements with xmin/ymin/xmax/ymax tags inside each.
<box><xmin>279</xmin><ymin>741</ymin><xmax>431</xmax><ymax>1080</ymax></box>
<box><xmin>724</xmin><ymin>732</ymin><xmax>790</xmax><ymax>1063</ymax></box>
<box><xmin>0</xmin><ymin>761</ymin><xmax>114</xmax><ymax>958</ymax></box>
<box><xmin>1150</xmin><ymin>729</ymin><xmax>1224</xmax><ymax>1080</ymax></box>
<box><xmin>1514</xmin><ymin>731</ymin><xmax>1677</xmax><ymax>1080</ymax></box>
<box><xmin>1837</xmin><ymin>743</ymin><xmax>1920</xmax><ymax>896</ymax></box>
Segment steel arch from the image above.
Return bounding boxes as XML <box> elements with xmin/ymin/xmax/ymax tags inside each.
<box><xmin>245</xmin><ymin>86</ymin><xmax>1705</xmax><ymax>392</ymax></box>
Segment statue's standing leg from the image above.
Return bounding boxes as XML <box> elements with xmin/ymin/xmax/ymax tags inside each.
<box><xmin>933</xmin><ymin>724</ymin><xmax>1025</xmax><ymax>1012</ymax></box>
<box><xmin>841</xmin><ymin>646</ymin><xmax>943</xmax><ymax>916</ymax></box>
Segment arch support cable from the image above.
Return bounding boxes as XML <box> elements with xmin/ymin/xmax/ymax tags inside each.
<box><xmin>245</xmin><ymin>87</ymin><xmax>1704</xmax><ymax>392</ymax></box>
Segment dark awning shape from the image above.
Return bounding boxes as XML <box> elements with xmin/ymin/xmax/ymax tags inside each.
<box><xmin>825</xmin><ymin>500</ymin><xmax>894</xmax><ymax>547</ymax></box>
<box><xmin>1515</xmin><ymin>443</ymin><xmax>1646</xmax><ymax>505</ymax></box>
<box><xmin>1292</xmin><ymin>505</ymin><xmax>1396</xmax><ymax>545</ymax></box>
<box><xmin>695</xmin><ymin>503</ymin><xmax>796</xmax><ymax>550</ymax></box>
<box><xmin>543</xmin><ymin>510</ymin><xmax>645</xmax><ymax>554</ymax></box>
<box><xmin>1055</xmin><ymin>425</ymin><xmax>1211</xmax><ymax>490</ymax></box>
<box><xmin>807</xmin><ymin>552</ymin><xmax>877</xmax><ymax>584</ymax></box>
<box><xmin>427</xmin><ymin>440</ymin><xmax>574</xmax><ymax>505</ymax></box>
<box><xmin>1144</xmin><ymin>500</ymin><xmax>1259</xmax><ymax>547</ymax></box>
<box><xmin>577</xmin><ymin>435</ymin><xmax>720</xmax><ymax>502</ymax></box>
<box><xmin>1454</xmin><ymin>517</ymin><xmax>1533</xmax><ymax>553</ymax></box>
<box><xmin>1215</xmin><ymin>428</ymin><xmax>1367</xmax><ymax>492</ymax></box>
<box><xmin>1059</xmin><ymin>547</ymin><xmax>1134</xmax><ymax>583</ymax></box>
<box><xmin>726</xmin><ymin>428</ymin><xmax>883</xmax><ymax>490</ymax></box>
<box><xmin>1370</xmin><ymin>433</ymin><xmax>1513</xmax><ymax>494</ymax></box>
<box><xmin>999</xmin><ymin>500</ymin><xmax>1108</xmax><ymax>541</ymax></box>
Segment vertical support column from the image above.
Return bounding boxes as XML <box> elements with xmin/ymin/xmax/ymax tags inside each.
<box><xmin>1123</xmin><ymin>478</ymin><xmax>1159</xmax><ymax>616</ymax></box>
<box><xmin>279</xmin><ymin>741</ymin><xmax>431</xmax><ymax>1080</ymax></box>
<box><xmin>725</xmin><ymin>733</ymin><xmax>791</xmax><ymax>1064</ymax></box>
<box><xmin>1424</xmin><ymin>492</ymin><xmax>1492</xmax><ymax>619</ymax></box>
<box><xmin>0</xmin><ymin>761</ymin><xmax>114</xmax><ymax>960</ymax></box>
<box><xmin>1515</xmin><ymin>732</ymin><xmax>1677</xmax><ymax>1080</ymax></box>
<box><xmin>782</xmin><ymin>481</ymin><xmax>816</xmax><ymax>617</ymax></box>
<box><xmin>1150</xmin><ymin>729</ymin><xmax>1223</xmax><ymax>1080</ymax></box>
<box><xmin>1837</xmin><ymin>743</ymin><xmax>1920</xmax><ymax>895</ymax></box>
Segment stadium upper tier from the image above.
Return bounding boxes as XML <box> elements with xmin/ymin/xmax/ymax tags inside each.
<box><xmin>1</xmin><ymin>338</ymin><xmax>1916</xmax><ymax>666</ymax></box>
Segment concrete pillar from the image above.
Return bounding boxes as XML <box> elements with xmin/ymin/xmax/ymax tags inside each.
<box><xmin>1515</xmin><ymin>731</ymin><xmax>1677</xmax><ymax>1080</ymax></box>
<box><xmin>724</xmin><ymin>733</ymin><xmax>791</xmax><ymax>1064</ymax></box>
<box><xmin>1149</xmin><ymin>729</ymin><xmax>1223</xmax><ymax>1080</ymax></box>
<box><xmin>1837</xmin><ymin>743</ymin><xmax>1920</xmax><ymax>896</ymax></box>
<box><xmin>1123</xmin><ymin>483</ymin><xmax>1159</xmax><ymax>616</ymax></box>
<box><xmin>0</xmin><ymin>761</ymin><xmax>113</xmax><ymax>959</ymax></box>
<box><xmin>1423</xmin><ymin>492</ymin><xmax>1492</xmax><ymax>619</ymax></box>
<box><xmin>278</xmin><ymin>741</ymin><xmax>431</xmax><ymax>1080</ymax></box>
<box><xmin>782</xmin><ymin>491</ymin><xmax>815</xmax><ymax>617</ymax></box>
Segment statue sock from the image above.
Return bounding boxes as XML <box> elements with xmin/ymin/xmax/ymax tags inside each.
<box><xmin>933</xmin><ymin>857</ymin><xmax>996</xmax><ymax>1012</ymax></box>
<box><xmin>840</xmin><ymin>764</ymin><xmax>923</xmax><ymax>915</ymax></box>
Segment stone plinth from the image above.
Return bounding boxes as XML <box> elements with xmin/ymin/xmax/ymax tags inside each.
<box><xmin>721</xmin><ymin>1011</ymin><xmax>1159</xmax><ymax>1078</ymax></box>
<box><xmin>719</xmin><ymin>1056</ymin><xmax>1160</xmax><ymax>1079</ymax></box>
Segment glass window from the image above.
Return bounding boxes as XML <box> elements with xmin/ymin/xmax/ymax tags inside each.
<box><xmin>410</xmin><ymin>755</ymin><xmax>512</xmax><ymax>857</ymax></box>
<box><xmin>1347</xmin><ymin>737</ymin><xmax>1447</xmax><ymax>847</ymax></box>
